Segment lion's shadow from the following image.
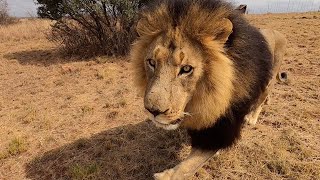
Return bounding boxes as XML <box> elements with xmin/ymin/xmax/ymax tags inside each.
<box><xmin>25</xmin><ymin>121</ymin><xmax>189</xmax><ymax>180</ymax></box>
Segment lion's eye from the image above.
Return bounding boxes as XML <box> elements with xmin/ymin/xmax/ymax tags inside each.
<box><xmin>147</xmin><ymin>59</ymin><xmax>156</xmax><ymax>68</ymax></box>
<box><xmin>179</xmin><ymin>65</ymin><xmax>193</xmax><ymax>75</ymax></box>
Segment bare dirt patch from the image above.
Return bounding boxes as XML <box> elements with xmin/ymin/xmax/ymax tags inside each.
<box><xmin>0</xmin><ymin>12</ymin><xmax>319</xmax><ymax>180</ymax></box>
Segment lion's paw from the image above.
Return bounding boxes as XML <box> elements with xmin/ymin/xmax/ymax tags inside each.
<box><xmin>245</xmin><ymin>113</ymin><xmax>257</xmax><ymax>125</ymax></box>
<box><xmin>154</xmin><ymin>168</ymin><xmax>175</xmax><ymax>180</ymax></box>
<box><xmin>265</xmin><ymin>95</ymin><xmax>271</xmax><ymax>105</ymax></box>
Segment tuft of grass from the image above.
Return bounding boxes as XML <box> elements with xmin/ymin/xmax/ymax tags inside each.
<box><xmin>119</xmin><ymin>99</ymin><xmax>127</xmax><ymax>107</ymax></box>
<box><xmin>80</xmin><ymin>106</ymin><xmax>94</xmax><ymax>116</ymax></box>
<box><xmin>265</xmin><ymin>160</ymin><xmax>290</xmax><ymax>176</ymax></box>
<box><xmin>19</xmin><ymin>107</ymin><xmax>37</xmax><ymax>124</ymax></box>
<box><xmin>95</xmin><ymin>72</ymin><xmax>104</xmax><ymax>80</ymax></box>
<box><xmin>0</xmin><ymin>152</ymin><xmax>9</xmax><ymax>160</ymax></box>
<box><xmin>8</xmin><ymin>137</ymin><xmax>27</xmax><ymax>156</ymax></box>
<box><xmin>39</xmin><ymin>116</ymin><xmax>52</xmax><ymax>130</ymax></box>
<box><xmin>69</xmin><ymin>163</ymin><xmax>100</xmax><ymax>180</ymax></box>
<box><xmin>106</xmin><ymin>111</ymin><xmax>118</xmax><ymax>119</ymax></box>
<box><xmin>103</xmin><ymin>102</ymin><xmax>111</xmax><ymax>109</ymax></box>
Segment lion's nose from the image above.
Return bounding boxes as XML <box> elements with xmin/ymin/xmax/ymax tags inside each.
<box><xmin>146</xmin><ymin>108</ymin><xmax>169</xmax><ymax>117</ymax></box>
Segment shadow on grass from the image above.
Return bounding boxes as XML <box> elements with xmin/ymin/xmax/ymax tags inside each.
<box><xmin>25</xmin><ymin>121</ymin><xmax>189</xmax><ymax>180</ymax></box>
<box><xmin>3</xmin><ymin>49</ymin><xmax>108</xmax><ymax>66</ymax></box>
<box><xmin>3</xmin><ymin>49</ymin><xmax>66</xmax><ymax>66</ymax></box>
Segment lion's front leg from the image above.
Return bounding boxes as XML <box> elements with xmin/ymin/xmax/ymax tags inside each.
<box><xmin>154</xmin><ymin>149</ymin><xmax>218</xmax><ymax>180</ymax></box>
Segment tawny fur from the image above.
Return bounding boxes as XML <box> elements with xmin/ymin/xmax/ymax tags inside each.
<box><xmin>131</xmin><ymin>1</ymin><xmax>286</xmax><ymax>130</ymax></box>
<box><xmin>131</xmin><ymin>1</ymin><xmax>287</xmax><ymax>179</ymax></box>
<box><xmin>131</xmin><ymin>3</ymin><xmax>237</xmax><ymax>130</ymax></box>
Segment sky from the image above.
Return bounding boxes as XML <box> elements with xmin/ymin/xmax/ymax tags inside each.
<box><xmin>7</xmin><ymin>0</ymin><xmax>38</xmax><ymax>17</ymax></box>
<box><xmin>6</xmin><ymin>0</ymin><xmax>320</xmax><ymax>17</ymax></box>
<box><xmin>233</xmin><ymin>0</ymin><xmax>320</xmax><ymax>14</ymax></box>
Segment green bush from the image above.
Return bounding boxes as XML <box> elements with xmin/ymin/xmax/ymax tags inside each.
<box><xmin>38</xmin><ymin>0</ymin><xmax>149</xmax><ymax>57</ymax></box>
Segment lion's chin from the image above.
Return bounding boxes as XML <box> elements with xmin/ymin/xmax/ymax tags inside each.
<box><xmin>150</xmin><ymin>117</ymin><xmax>183</xmax><ymax>131</ymax></box>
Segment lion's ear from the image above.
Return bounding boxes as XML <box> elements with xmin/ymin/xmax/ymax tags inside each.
<box><xmin>215</xmin><ymin>18</ymin><xmax>233</xmax><ymax>43</ymax></box>
<box><xmin>136</xmin><ymin>18</ymin><xmax>163</xmax><ymax>37</ymax></box>
<box><xmin>136</xmin><ymin>19</ymin><xmax>147</xmax><ymax>37</ymax></box>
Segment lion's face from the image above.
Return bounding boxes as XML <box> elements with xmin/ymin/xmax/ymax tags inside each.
<box><xmin>132</xmin><ymin>6</ymin><xmax>236</xmax><ymax>130</ymax></box>
<box><xmin>143</xmin><ymin>36</ymin><xmax>204</xmax><ymax>130</ymax></box>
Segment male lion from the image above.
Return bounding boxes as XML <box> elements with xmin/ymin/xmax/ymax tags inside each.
<box><xmin>131</xmin><ymin>0</ymin><xmax>286</xmax><ymax>179</ymax></box>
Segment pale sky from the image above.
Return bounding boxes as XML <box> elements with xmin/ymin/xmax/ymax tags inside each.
<box><xmin>7</xmin><ymin>0</ymin><xmax>38</xmax><ymax>17</ymax></box>
<box><xmin>234</xmin><ymin>0</ymin><xmax>320</xmax><ymax>14</ymax></box>
<box><xmin>6</xmin><ymin>0</ymin><xmax>320</xmax><ymax>17</ymax></box>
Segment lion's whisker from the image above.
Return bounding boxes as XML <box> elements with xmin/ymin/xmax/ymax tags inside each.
<box><xmin>183</xmin><ymin>112</ymin><xmax>192</xmax><ymax>117</ymax></box>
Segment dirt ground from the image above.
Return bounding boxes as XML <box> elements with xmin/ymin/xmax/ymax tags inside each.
<box><xmin>0</xmin><ymin>12</ymin><xmax>319</xmax><ymax>180</ymax></box>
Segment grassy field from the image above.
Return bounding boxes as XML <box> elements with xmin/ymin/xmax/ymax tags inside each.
<box><xmin>0</xmin><ymin>13</ymin><xmax>319</xmax><ymax>180</ymax></box>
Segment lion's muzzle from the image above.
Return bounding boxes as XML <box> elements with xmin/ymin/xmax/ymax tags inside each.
<box><xmin>146</xmin><ymin>107</ymin><xmax>169</xmax><ymax>117</ymax></box>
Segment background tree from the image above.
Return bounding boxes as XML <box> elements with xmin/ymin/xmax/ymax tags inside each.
<box><xmin>35</xmin><ymin>0</ymin><xmax>150</xmax><ymax>57</ymax></box>
<box><xmin>36</xmin><ymin>0</ymin><xmax>65</xmax><ymax>20</ymax></box>
<box><xmin>0</xmin><ymin>0</ymin><xmax>11</xmax><ymax>25</ymax></box>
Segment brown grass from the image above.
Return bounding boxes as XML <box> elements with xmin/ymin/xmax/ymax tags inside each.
<box><xmin>8</xmin><ymin>137</ymin><xmax>27</xmax><ymax>155</ymax></box>
<box><xmin>0</xmin><ymin>19</ymin><xmax>52</xmax><ymax>42</ymax></box>
<box><xmin>0</xmin><ymin>13</ymin><xmax>319</xmax><ymax>179</ymax></box>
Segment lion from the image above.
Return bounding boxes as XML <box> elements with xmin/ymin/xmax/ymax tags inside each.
<box><xmin>130</xmin><ymin>0</ymin><xmax>287</xmax><ymax>179</ymax></box>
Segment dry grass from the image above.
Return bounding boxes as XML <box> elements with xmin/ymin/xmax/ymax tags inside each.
<box><xmin>69</xmin><ymin>163</ymin><xmax>100</xmax><ymax>180</ymax></box>
<box><xmin>0</xmin><ymin>13</ymin><xmax>319</xmax><ymax>180</ymax></box>
<box><xmin>0</xmin><ymin>137</ymin><xmax>27</xmax><ymax>161</ymax></box>
<box><xmin>8</xmin><ymin>137</ymin><xmax>27</xmax><ymax>156</ymax></box>
<box><xmin>0</xmin><ymin>19</ymin><xmax>52</xmax><ymax>42</ymax></box>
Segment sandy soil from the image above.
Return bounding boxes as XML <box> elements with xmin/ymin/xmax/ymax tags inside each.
<box><xmin>0</xmin><ymin>13</ymin><xmax>319</xmax><ymax>180</ymax></box>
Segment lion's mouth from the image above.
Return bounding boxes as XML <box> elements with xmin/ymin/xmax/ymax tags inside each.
<box><xmin>169</xmin><ymin>119</ymin><xmax>183</xmax><ymax>125</ymax></box>
<box><xmin>155</xmin><ymin>118</ymin><xmax>182</xmax><ymax>126</ymax></box>
<box><xmin>151</xmin><ymin>118</ymin><xmax>183</xmax><ymax>130</ymax></box>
